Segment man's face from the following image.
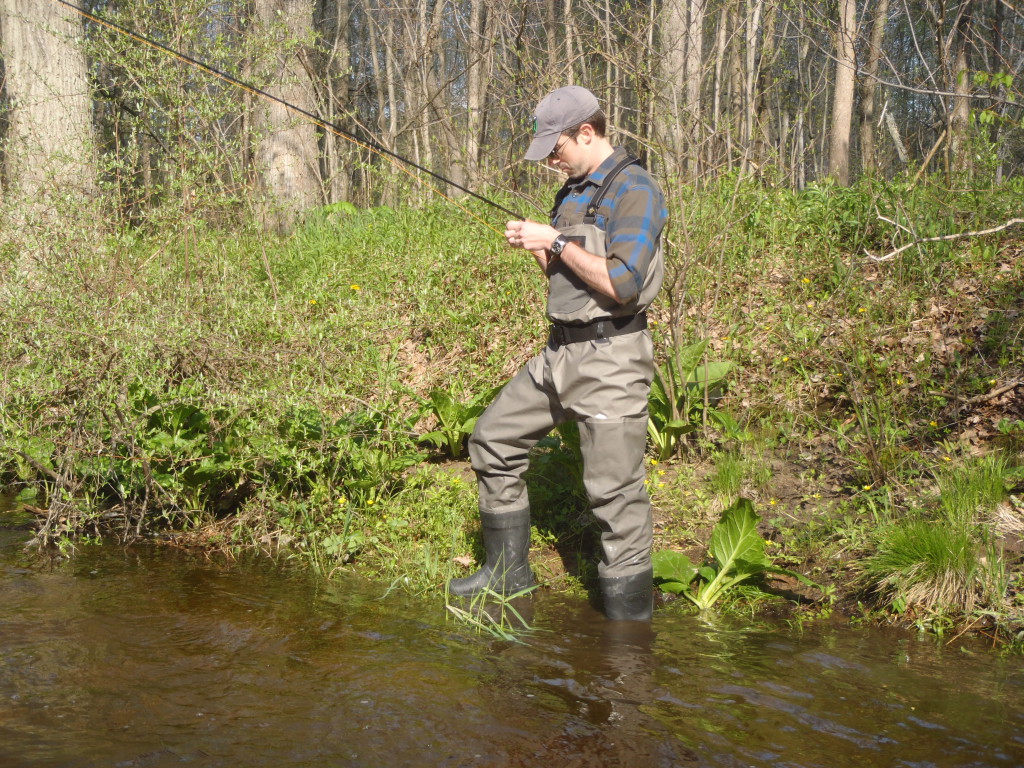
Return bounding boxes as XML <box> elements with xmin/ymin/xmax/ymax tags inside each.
<box><xmin>545</xmin><ymin>131</ymin><xmax>586</xmax><ymax>177</ymax></box>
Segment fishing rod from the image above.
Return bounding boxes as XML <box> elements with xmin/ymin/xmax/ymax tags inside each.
<box><xmin>53</xmin><ymin>0</ymin><xmax>527</xmax><ymax>230</ymax></box>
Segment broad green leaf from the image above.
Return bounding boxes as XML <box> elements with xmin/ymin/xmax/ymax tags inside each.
<box><xmin>687</xmin><ymin>361</ymin><xmax>735</xmax><ymax>388</ymax></box>
<box><xmin>652</xmin><ymin>550</ymin><xmax>698</xmax><ymax>594</ymax></box>
<box><xmin>674</xmin><ymin>338</ymin><xmax>711</xmax><ymax>379</ymax></box>
<box><xmin>665</xmin><ymin>419</ymin><xmax>697</xmax><ymax>431</ymax></box>
<box><xmin>698</xmin><ymin>565</ymin><xmax>717</xmax><ymax>582</ymax></box>
<box><xmin>765</xmin><ymin>565</ymin><xmax>821</xmax><ymax>589</ymax></box>
<box><xmin>416</xmin><ymin>429</ymin><xmax>447</xmax><ymax>448</ymax></box>
<box><xmin>709</xmin><ymin>498</ymin><xmax>769</xmax><ymax>571</ymax></box>
<box><xmin>428</xmin><ymin>389</ymin><xmax>458</xmax><ymax>427</ymax></box>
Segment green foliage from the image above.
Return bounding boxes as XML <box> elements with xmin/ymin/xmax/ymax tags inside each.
<box><xmin>445</xmin><ymin>585</ymin><xmax>536</xmax><ymax>642</ymax></box>
<box><xmin>709</xmin><ymin>450</ymin><xmax>745</xmax><ymax>503</ymax></box>
<box><xmin>417</xmin><ymin>385</ymin><xmax>501</xmax><ymax>458</ymax></box>
<box><xmin>653</xmin><ymin>498</ymin><xmax>818</xmax><ymax>611</ymax></box>
<box><xmin>861</xmin><ymin>518</ymin><xmax>997</xmax><ymax>618</ymax></box>
<box><xmin>937</xmin><ymin>453</ymin><xmax>1010</xmax><ymax>527</ymax></box>
<box><xmin>648</xmin><ymin>338</ymin><xmax>735</xmax><ymax>460</ymax></box>
<box><xmin>3</xmin><ymin>164</ymin><xmax>1024</xmax><ymax>643</ymax></box>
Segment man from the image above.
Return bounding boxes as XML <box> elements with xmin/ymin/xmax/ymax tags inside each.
<box><xmin>448</xmin><ymin>86</ymin><xmax>667</xmax><ymax>621</ymax></box>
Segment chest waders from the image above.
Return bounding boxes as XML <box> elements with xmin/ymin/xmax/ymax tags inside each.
<box><xmin>449</xmin><ymin>154</ymin><xmax>658</xmax><ymax>621</ymax></box>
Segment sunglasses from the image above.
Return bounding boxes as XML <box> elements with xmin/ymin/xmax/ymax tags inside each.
<box><xmin>548</xmin><ymin>136</ymin><xmax>572</xmax><ymax>160</ymax></box>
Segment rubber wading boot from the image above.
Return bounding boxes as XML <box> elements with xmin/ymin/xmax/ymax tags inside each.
<box><xmin>448</xmin><ymin>507</ymin><xmax>535</xmax><ymax>598</ymax></box>
<box><xmin>600</xmin><ymin>568</ymin><xmax>654</xmax><ymax>621</ymax></box>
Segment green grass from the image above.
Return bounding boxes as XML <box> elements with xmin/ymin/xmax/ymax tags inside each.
<box><xmin>861</xmin><ymin>517</ymin><xmax>993</xmax><ymax>619</ymax></box>
<box><xmin>937</xmin><ymin>452</ymin><xmax>1011</xmax><ymax>527</ymax></box>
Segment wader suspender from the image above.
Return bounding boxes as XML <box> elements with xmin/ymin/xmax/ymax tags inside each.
<box><xmin>586</xmin><ymin>153</ymin><xmax>641</xmax><ymax>340</ymax></box>
<box><xmin>582</xmin><ymin>154</ymin><xmax>640</xmax><ymax>225</ymax></box>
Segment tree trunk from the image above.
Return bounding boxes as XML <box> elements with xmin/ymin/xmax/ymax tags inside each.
<box><xmin>741</xmin><ymin>0</ymin><xmax>765</xmax><ymax>174</ymax></box>
<box><xmin>948</xmin><ymin>3</ymin><xmax>973</xmax><ymax>174</ymax></box>
<box><xmin>0</xmin><ymin>0</ymin><xmax>95</xmax><ymax>203</ymax></box>
<box><xmin>728</xmin><ymin>2</ymin><xmax>744</xmax><ymax>171</ymax></box>
<box><xmin>253</xmin><ymin>0</ymin><xmax>322</xmax><ymax>233</ymax></box>
<box><xmin>859</xmin><ymin>0</ymin><xmax>890</xmax><ymax>175</ymax></box>
<box><xmin>465</xmin><ymin>0</ymin><xmax>492</xmax><ymax>187</ymax></box>
<box><xmin>319</xmin><ymin>0</ymin><xmax>352</xmax><ymax>203</ymax></box>
<box><xmin>828</xmin><ymin>0</ymin><xmax>857</xmax><ymax>185</ymax></box>
<box><xmin>991</xmin><ymin>0</ymin><xmax>1005</xmax><ymax>183</ymax></box>
<box><xmin>656</xmin><ymin>0</ymin><xmax>688</xmax><ymax>179</ymax></box>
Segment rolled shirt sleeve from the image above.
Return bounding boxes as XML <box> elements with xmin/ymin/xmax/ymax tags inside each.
<box><xmin>604</xmin><ymin>176</ymin><xmax>667</xmax><ymax>303</ymax></box>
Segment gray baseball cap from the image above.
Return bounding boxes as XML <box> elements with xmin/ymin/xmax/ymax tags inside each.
<box><xmin>524</xmin><ymin>86</ymin><xmax>600</xmax><ymax>161</ymax></box>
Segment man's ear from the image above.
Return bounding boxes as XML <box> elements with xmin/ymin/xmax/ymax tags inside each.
<box><xmin>577</xmin><ymin>123</ymin><xmax>595</xmax><ymax>143</ymax></box>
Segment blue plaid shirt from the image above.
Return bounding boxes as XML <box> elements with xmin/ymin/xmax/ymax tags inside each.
<box><xmin>550</xmin><ymin>147</ymin><xmax>668</xmax><ymax>303</ymax></box>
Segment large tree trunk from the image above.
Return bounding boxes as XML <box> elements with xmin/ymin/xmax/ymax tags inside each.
<box><xmin>859</xmin><ymin>0</ymin><xmax>890</xmax><ymax>175</ymax></box>
<box><xmin>828</xmin><ymin>0</ymin><xmax>857</xmax><ymax>185</ymax></box>
<box><xmin>656</xmin><ymin>0</ymin><xmax>706</xmax><ymax>179</ymax></box>
<box><xmin>253</xmin><ymin>0</ymin><xmax>322</xmax><ymax>233</ymax></box>
<box><xmin>0</xmin><ymin>0</ymin><xmax>95</xmax><ymax>203</ymax></box>
<box><xmin>656</xmin><ymin>0</ymin><xmax>689</xmax><ymax>179</ymax></box>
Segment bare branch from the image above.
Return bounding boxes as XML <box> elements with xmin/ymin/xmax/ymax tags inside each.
<box><xmin>867</xmin><ymin>219</ymin><xmax>1024</xmax><ymax>262</ymax></box>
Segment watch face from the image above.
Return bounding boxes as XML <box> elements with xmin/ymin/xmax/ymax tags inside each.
<box><xmin>551</xmin><ymin>236</ymin><xmax>565</xmax><ymax>255</ymax></box>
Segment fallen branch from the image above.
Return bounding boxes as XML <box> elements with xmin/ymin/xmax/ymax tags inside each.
<box><xmin>867</xmin><ymin>218</ymin><xmax>1024</xmax><ymax>262</ymax></box>
<box><xmin>15</xmin><ymin>450</ymin><xmax>60</xmax><ymax>483</ymax></box>
<box><xmin>927</xmin><ymin>381</ymin><xmax>1021</xmax><ymax>405</ymax></box>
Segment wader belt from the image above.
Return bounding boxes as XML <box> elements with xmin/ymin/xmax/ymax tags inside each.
<box><xmin>548</xmin><ymin>313</ymin><xmax>647</xmax><ymax>347</ymax></box>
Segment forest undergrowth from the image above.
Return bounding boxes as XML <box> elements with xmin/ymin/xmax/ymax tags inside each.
<box><xmin>2</xmin><ymin>173</ymin><xmax>1023</xmax><ymax>646</ymax></box>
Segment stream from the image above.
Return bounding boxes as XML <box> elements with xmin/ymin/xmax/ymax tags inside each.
<box><xmin>1</xmin><ymin>494</ymin><xmax>1022</xmax><ymax>767</ymax></box>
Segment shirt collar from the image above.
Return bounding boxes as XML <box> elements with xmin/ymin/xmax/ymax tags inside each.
<box><xmin>582</xmin><ymin>146</ymin><xmax>628</xmax><ymax>187</ymax></box>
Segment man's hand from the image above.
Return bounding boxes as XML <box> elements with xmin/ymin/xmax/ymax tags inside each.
<box><xmin>504</xmin><ymin>219</ymin><xmax>560</xmax><ymax>252</ymax></box>
<box><xmin>506</xmin><ymin>219</ymin><xmax>622</xmax><ymax>302</ymax></box>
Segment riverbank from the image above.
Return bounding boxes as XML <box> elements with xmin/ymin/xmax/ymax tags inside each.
<box><xmin>2</xmin><ymin>176</ymin><xmax>1022</xmax><ymax>644</ymax></box>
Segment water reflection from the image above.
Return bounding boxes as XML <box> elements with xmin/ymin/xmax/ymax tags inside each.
<box><xmin>0</xmin><ymin>502</ymin><xmax>1022</xmax><ymax>768</ymax></box>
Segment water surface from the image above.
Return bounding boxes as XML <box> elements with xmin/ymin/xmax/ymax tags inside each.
<box><xmin>1</xmin><ymin>496</ymin><xmax>1021</xmax><ymax>767</ymax></box>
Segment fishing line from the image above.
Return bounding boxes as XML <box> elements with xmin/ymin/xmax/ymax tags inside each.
<box><xmin>53</xmin><ymin>0</ymin><xmax>527</xmax><ymax>233</ymax></box>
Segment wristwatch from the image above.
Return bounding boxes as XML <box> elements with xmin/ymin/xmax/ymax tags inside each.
<box><xmin>549</xmin><ymin>234</ymin><xmax>569</xmax><ymax>257</ymax></box>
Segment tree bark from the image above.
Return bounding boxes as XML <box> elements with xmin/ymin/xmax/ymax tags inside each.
<box><xmin>253</xmin><ymin>0</ymin><xmax>322</xmax><ymax>233</ymax></box>
<box><xmin>741</xmin><ymin>0</ymin><xmax>766</xmax><ymax>174</ymax></box>
<box><xmin>0</xmin><ymin>0</ymin><xmax>95</xmax><ymax>203</ymax></box>
<box><xmin>947</xmin><ymin>2</ymin><xmax>973</xmax><ymax>174</ymax></box>
<box><xmin>657</xmin><ymin>0</ymin><xmax>689</xmax><ymax>179</ymax></box>
<box><xmin>828</xmin><ymin>0</ymin><xmax>857</xmax><ymax>185</ymax></box>
<box><xmin>318</xmin><ymin>0</ymin><xmax>352</xmax><ymax>203</ymax></box>
<box><xmin>859</xmin><ymin>0</ymin><xmax>890</xmax><ymax>175</ymax></box>
<box><xmin>465</xmin><ymin>0</ymin><xmax>492</xmax><ymax>187</ymax></box>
